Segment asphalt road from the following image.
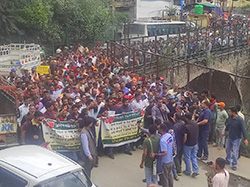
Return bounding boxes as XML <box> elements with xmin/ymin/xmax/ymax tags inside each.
<box><xmin>91</xmin><ymin>148</ymin><xmax>250</xmax><ymax>187</ymax></box>
<box><xmin>92</xmin><ymin>149</ymin><xmax>211</xmax><ymax>187</ymax></box>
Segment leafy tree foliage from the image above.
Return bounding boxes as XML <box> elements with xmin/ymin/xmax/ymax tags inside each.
<box><xmin>0</xmin><ymin>0</ymin><xmax>129</xmax><ymax>45</ymax></box>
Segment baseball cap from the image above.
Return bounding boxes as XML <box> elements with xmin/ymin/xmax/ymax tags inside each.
<box><xmin>176</xmin><ymin>105</ymin><xmax>182</xmax><ymax>110</ymax></box>
<box><xmin>11</xmin><ymin>68</ymin><xmax>16</xmax><ymax>72</ymax></box>
<box><xmin>74</xmin><ymin>98</ymin><xmax>81</xmax><ymax>103</ymax></box>
<box><xmin>169</xmin><ymin>95</ymin><xmax>175</xmax><ymax>99</ymax></box>
<box><xmin>217</xmin><ymin>102</ymin><xmax>226</xmax><ymax>108</ymax></box>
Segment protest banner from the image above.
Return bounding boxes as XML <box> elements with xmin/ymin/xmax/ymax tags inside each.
<box><xmin>36</xmin><ymin>65</ymin><xmax>50</xmax><ymax>74</ymax></box>
<box><xmin>101</xmin><ymin>110</ymin><xmax>145</xmax><ymax>148</ymax></box>
<box><xmin>42</xmin><ymin>119</ymin><xmax>80</xmax><ymax>151</ymax></box>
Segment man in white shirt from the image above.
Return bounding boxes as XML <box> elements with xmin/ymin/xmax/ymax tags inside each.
<box><xmin>211</xmin><ymin>157</ymin><xmax>229</xmax><ymax>187</ymax></box>
<box><xmin>121</xmin><ymin>70</ymin><xmax>132</xmax><ymax>85</ymax></box>
<box><xmin>17</xmin><ymin>96</ymin><xmax>31</xmax><ymax>126</ymax></box>
<box><xmin>130</xmin><ymin>92</ymin><xmax>145</xmax><ymax>111</ymax></box>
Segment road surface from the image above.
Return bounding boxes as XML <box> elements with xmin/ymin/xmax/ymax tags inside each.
<box><xmin>91</xmin><ymin>147</ymin><xmax>250</xmax><ymax>187</ymax></box>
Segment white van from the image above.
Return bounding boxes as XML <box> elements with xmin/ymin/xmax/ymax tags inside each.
<box><xmin>0</xmin><ymin>145</ymin><xmax>96</xmax><ymax>187</ymax></box>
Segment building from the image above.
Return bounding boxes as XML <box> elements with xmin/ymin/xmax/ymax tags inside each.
<box><xmin>112</xmin><ymin>0</ymin><xmax>137</xmax><ymax>18</ymax></box>
<box><xmin>137</xmin><ymin>0</ymin><xmax>178</xmax><ymax>19</ymax></box>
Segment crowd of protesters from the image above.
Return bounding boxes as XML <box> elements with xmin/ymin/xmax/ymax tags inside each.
<box><xmin>7</xmin><ymin>42</ymin><xmax>248</xmax><ymax>186</ymax></box>
<box><xmin>118</xmin><ymin>17</ymin><xmax>250</xmax><ymax>67</ymax></box>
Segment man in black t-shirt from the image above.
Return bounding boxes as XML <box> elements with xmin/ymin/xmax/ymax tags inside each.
<box><xmin>183</xmin><ymin>113</ymin><xmax>200</xmax><ymax>177</ymax></box>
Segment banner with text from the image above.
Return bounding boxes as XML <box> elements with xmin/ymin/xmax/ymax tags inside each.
<box><xmin>101</xmin><ymin>110</ymin><xmax>145</xmax><ymax>148</ymax></box>
<box><xmin>36</xmin><ymin>65</ymin><xmax>50</xmax><ymax>74</ymax></box>
<box><xmin>42</xmin><ymin>119</ymin><xmax>80</xmax><ymax>151</ymax></box>
<box><xmin>0</xmin><ymin>115</ymin><xmax>18</xmax><ymax>146</ymax></box>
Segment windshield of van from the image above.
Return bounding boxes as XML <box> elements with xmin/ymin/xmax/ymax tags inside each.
<box><xmin>34</xmin><ymin>170</ymin><xmax>93</xmax><ymax>187</ymax></box>
<box><xmin>147</xmin><ymin>24</ymin><xmax>184</xmax><ymax>36</ymax></box>
<box><xmin>129</xmin><ymin>24</ymin><xmax>145</xmax><ymax>35</ymax></box>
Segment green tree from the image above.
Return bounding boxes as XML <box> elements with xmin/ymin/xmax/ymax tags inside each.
<box><xmin>16</xmin><ymin>0</ymin><xmax>52</xmax><ymax>30</ymax></box>
<box><xmin>0</xmin><ymin>2</ymin><xmax>20</xmax><ymax>40</ymax></box>
<box><xmin>1</xmin><ymin>0</ymin><xmax>128</xmax><ymax>46</ymax></box>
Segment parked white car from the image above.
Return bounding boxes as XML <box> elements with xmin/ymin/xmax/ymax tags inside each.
<box><xmin>0</xmin><ymin>145</ymin><xmax>96</xmax><ymax>187</ymax></box>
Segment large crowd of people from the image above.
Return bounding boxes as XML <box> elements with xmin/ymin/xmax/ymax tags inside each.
<box><xmin>117</xmin><ymin>17</ymin><xmax>250</xmax><ymax>68</ymax></box>
<box><xmin>7</xmin><ymin>38</ymin><xmax>248</xmax><ymax>187</ymax></box>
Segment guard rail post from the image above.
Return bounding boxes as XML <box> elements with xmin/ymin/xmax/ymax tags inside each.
<box><xmin>187</xmin><ymin>61</ymin><xmax>190</xmax><ymax>89</ymax></box>
<box><xmin>132</xmin><ymin>48</ymin><xmax>135</xmax><ymax>73</ymax></box>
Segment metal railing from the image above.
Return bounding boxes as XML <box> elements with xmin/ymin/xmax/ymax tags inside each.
<box><xmin>107</xmin><ymin>22</ymin><xmax>250</xmax><ymax>77</ymax></box>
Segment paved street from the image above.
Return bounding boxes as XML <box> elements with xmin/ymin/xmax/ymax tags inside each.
<box><xmin>92</xmin><ymin>146</ymin><xmax>250</xmax><ymax>187</ymax></box>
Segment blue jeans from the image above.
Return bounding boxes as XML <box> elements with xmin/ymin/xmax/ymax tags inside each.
<box><xmin>184</xmin><ymin>144</ymin><xmax>199</xmax><ymax>174</ymax></box>
<box><xmin>172</xmin><ymin>161</ymin><xmax>177</xmax><ymax>177</ymax></box>
<box><xmin>226</xmin><ymin>138</ymin><xmax>241</xmax><ymax>167</ymax></box>
<box><xmin>197</xmin><ymin>130</ymin><xmax>209</xmax><ymax>157</ymax></box>
<box><xmin>145</xmin><ymin>167</ymin><xmax>158</xmax><ymax>186</ymax></box>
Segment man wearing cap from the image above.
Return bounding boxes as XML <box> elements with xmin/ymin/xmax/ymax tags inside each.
<box><xmin>167</xmin><ymin>95</ymin><xmax>177</xmax><ymax>119</ymax></box>
<box><xmin>79</xmin><ymin>116</ymin><xmax>97</xmax><ymax>177</ymax></box>
<box><xmin>8</xmin><ymin>68</ymin><xmax>17</xmax><ymax>82</ymax></box>
<box><xmin>215</xmin><ymin>102</ymin><xmax>228</xmax><ymax>150</ymax></box>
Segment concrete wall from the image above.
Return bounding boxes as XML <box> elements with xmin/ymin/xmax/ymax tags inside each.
<box><xmin>159</xmin><ymin>50</ymin><xmax>250</xmax><ymax>125</ymax></box>
<box><xmin>0</xmin><ymin>93</ymin><xmax>16</xmax><ymax>114</ymax></box>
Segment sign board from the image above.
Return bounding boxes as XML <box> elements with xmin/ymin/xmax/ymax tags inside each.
<box><xmin>0</xmin><ymin>115</ymin><xmax>18</xmax><ymax>147</ymax></box>
<box><xmin>36</xmin><ymin>65</ymin><xmax>50</xmax><ymax>74</ymax></box>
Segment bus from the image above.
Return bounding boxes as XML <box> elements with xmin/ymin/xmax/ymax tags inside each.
<box><xmin>118</xmin><ymin>20</ymin><xmax>188</xmax><ymax>40</ymax></box>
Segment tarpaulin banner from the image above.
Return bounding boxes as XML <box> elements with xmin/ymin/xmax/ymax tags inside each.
<box><xmin>101</xmin><ymin>110</ymin><xmax>145</xmax><ymax>148</ymax></box>
<box><xmin>36</xmin><ymin>65</ymin><xmax>50</xmax><ymax>74</ymax></box>
<box><xmin>42</xmin><ymin>119</ymin><xmax>80</xmax><ymax>151</ymax></box>
<box><xmin>0</xmin><ymin>114</ymin><xmax>18</xmax><ymax>146</ymax></box>
<box><xmin>0</xmin><ymin>115</ymin><xmax>17</xmax><ymax>134</ymax></box>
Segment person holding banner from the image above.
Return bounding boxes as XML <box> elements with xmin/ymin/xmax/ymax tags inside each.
<box><xmin>130</xmin><ymin>92</ymin><xmax>146</xmax><ymax>111</ymax></box>
<box><xmin>98</xmin><ymin>97</ymin><xmax>116</xmax><ymax>159</ymax></box>
<box><xmin>79</xmin><ymin>117</ymin><xmax>97</xmax><ymax>177</ymax></box>
<box><xmin>116</xmin><ymin>97</ymin><xmax>133</xmax><ymax>155</ymax></box>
